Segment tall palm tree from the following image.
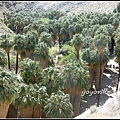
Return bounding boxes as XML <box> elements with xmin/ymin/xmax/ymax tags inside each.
<box><xmin>0</xmin><ymin>33</ymin><xmax>14</xmax><ymax>70</ymax></box>
<box><xmin>62</xmin><ymin>60</ymin><xmax>90</xmax><ymax>117</ymax></box>
<box><xmin>94</xmin><ymin>33</ymin><xmax>109</xmax><ymax>107</ymax></box>
<box><xmin>114</xmin><ymin>34</ymin><xmax>120</xmax><ymax>92</ymax></box>
<box><xmin>37</xmin><ymin>24</ymin><xmax>49</xmax><ymax>38</ymax></box>
<box><xmin>13</xmin><ymin>34</ymin><xmax>25</xmax><ymax>74</ymax></box>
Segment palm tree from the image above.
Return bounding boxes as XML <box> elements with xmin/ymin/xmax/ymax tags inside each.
<box><xmin>114</xmin><ymin>34</ymin><xmax>120</xmax><ymax>92</ymax></box>
<box><xmin>71</xmin><ymin>34</ymin><xmax>84</xmax><ymax>59</ymax></box>
<box><xmin>34</xmin><ymin>42</ymin><xmax>50</xmax><ymax>70</ymax></box>
<box><xmin>68</xmin><ymin>24</ymin><xmax>74</xmax><ymax>39</ymax></box>
<box><xmin>19</xmin><ymin>58</ymin><xmax>42</xmax><ymax>84</ymax></box>
<box><xmin>53</xmin><ymin>20</ymin><xmax>61</xmax><ymax>45</ymax></box>
<box><xmin>112</xmin><ymin>18</ymin><xmax>119</xmax><ymax>31</ymax></box>
<box><xmin>13</xmin><ymin>34</ymin><xmax>25</xmax><ymax>74</ymax></box>
<box><xmin>0</xmin><ymin>69</ymin><xmax>22</xmax><ymax>118</ymax></box>
<box><xmin>100</xmin><ymin>16</ymin><xmax>109</xmax><ymax>25</ymax></box>
<box><xmin>14</xmin><ymin>83</ymin><xmax>38</xmax><ymax>118</ymax></box>
<box><xmin>24</xmin><ymin>30</ymin><xmax>38</xmax><ymax>59</ymax></box>
<box><xmin>40</xmin><ymin>32</ymin><xmax>53</xmax><ymax>48</ymax></box>
<box><xmin>33</xmin><ymin>84</ymin><xmax>49</xmax><ymax>118</ymax></box>
<box><xmin>74</xmin><ymin>23</ymin><xmax>82</xmax><ymax>34</ymax></box>
<box><xmin>62</xmin><ymin>60</ymin><xmax>90</xmax><ymax>117</ymax></box>
<box><xmin>44</xmin><ymin>90</ymin><xmax>73</xmax><ymax>118</ymax></box>
<box><xmin>37</xmin><ymin>24</ymin><xmax>49</xmax><ymax>38</ymax></box>
<box><xmin>94</xmin><ymin>33</ymin><xmax>109</xmax><ymax>107</ymax></box>
<box><xmin>82</xmin><ymin>47</ymin><xmax>109</xmax><ymax>91</ymax></box>
<box><xmin>0</xmin><ymin>33</ymin><xmax>14</xmax><ymax>70</ymax></box>
<box><xmin>41</xmin><ymin>66</ymin><xmax>64</xmax><ymax>97</ymax></box>
<box><xmin>0</xmin><ymin>48</ymin><xmax>7</xmax><ymax>68</ymax></box>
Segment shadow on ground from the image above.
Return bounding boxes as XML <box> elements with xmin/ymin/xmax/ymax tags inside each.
<box><xmin>80</xmin><ymin>67</ymin><xmax>119</xmax><ymax>114</ymax></box>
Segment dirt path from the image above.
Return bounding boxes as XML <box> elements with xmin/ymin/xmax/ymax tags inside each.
<box><xmin>74</xmin><ymin>55</ymin><xmax>120</xmax><ymax>119</ymax></box>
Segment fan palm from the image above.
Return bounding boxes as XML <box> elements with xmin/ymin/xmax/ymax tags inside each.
<box><xmin>62</xmin><ymin>59</ymin><xmax>90</xmax><ymax>117</ymax></box>
<box><xmin>0</xmin><ymin>48</ymin><xmax>7</xmax><ymax>68</ymax></box>
<box><xmin>44</xmin><ymin>90</ymin><xmax>73</xmax><ymax>118</ymax></box>
<box><xmin>19</xmin><ymin>58</ymin><xmax>42</xmax><ymax>84</ymax></box>
<box><xmin>41</xmin><ymin>66</ymin><xmax>64</xmax><ymax>97</ymax></box>
<box><xmin>13</xmin><ymin>34</ymin><xmax>25</xmax><ymax>74</ymax></box>
<box><xmin>40</xmin><ymin>32</ymin><xmax>53</xmax><ymax>48</ymax></box>
<box><xmin>34</xmin><ymin>42</ymin><xmax>50</xmax><ymax>69</ymax></box>
<box><xmin>0</xmin><ymin>33</ymin><xmax>14</xmax><ymax>70</ymax></box>
<box><xmin>0</xmin><ymin>69</ymin><xmax>22</xmax><ymax>118</ymax></box>
<box><xmin>71</xmin><ymin>34</ymin><xmax>84</xmax><ymax>59</ymax></box>
<box><xmin>94</xmin><ymin>33</ymin><xmax>109</xmax><ymax>107</ymax></box>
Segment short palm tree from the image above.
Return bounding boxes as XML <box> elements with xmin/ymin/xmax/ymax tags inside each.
<box><xmin>44</xmin><ymin>90</ymin><xmax>73</xmax><ymax>118</ymax></box>
<box><xmin>14</xmin><ymin>83</ymin><xmax>38</xmax><ymax>118</ymax></box>
<box><xmin>71</xmin><ymin>34</ymin><xmax>84</xmax><ymax>59</ymax></box>
<box><xmin>40</xmin><ymin>32</ymin><xmax>53</xmax><ymax>48</ymax></box>
<box><xmin>112</xmin><ymin>18</ymin><xmax>119</xmax><ymax>30</ymax></box>
<box><xmin>41</xmin><ymin>66</ymin><xmax>64</xmax><ymax>97</ymax></box>
<box><xmin>0</xmin><ymin>48</ymin><xmax>7</xmax><ymax>68</ymax></box>
<box><xmin>33</xmin><ymin>84</ymin><xmax>49</xmax><ymax>118</ymax></box>
<box><xmin>24</xmin><ymin>30</ymin><xmax>38</xmax><ymax>57</ymax></box>
<box><xmin>19</xmin><ymin>58</ymin><xmax>42</xmax><ymax>84</ymax></box>
<box><xmin>34</xmin><ymin>42</ymin><xmax>50</xmax><ymax>69</ymax></box>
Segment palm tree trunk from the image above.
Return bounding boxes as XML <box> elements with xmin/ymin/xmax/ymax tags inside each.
<box><xmin>88</xmin><ymin>64</ymin><xmax>94</xmax><ymax>89</ymax></box>
<box><xmin>0</xmin><ymin>102</ymin><xmax>11</xmax><ymax>118</ymax></box>
<box><xmin>20</xmin><ymin>105</ymin><xmax>33</xmax><ymax>118</ymax></box>
<box><xmin>39</xmin><ymin>59</ymin><xmax>49</xmax><ymax>70</ymax></box>
<box><xmin>73</xmin><ymin>94</ymin><xmax>81</xmax><ymax>117</ymax></box>
<box><xmin>94</xmin><ymin>63</ymin><xmax>105</xmax><ymax>91</ymax></box>
<box><xmin>116</xmin><ymin>62</ymin><xmax>120</xmax><ymax>92</ymax></box>
<box><xmin>6</xmin><ymin>103</ymin><xmax>17</xmax><ymax>118</ymax></box>
<box><xmin>70</xmin><ymin>93</ymin><xmax>81</xmax><ymax>117</ymax></box>
<box><xmin>69</xmin><ymin>32</ymin><xmax>73</xmax><ymax>39</ymax></box>
<box><xmin>15</xmin><ymin>53</ymin><xmax>19</xmax><ymax>74</ymax></box>
<box><xmin>97</xmin><ymin>54</ymin><xmax>102</xmax><ymax>107</ymax></box>
<box><xmin>76</xmin><ymin>50</ymin><xmax>79</xmax><ymax>60</ymax></box>
<box><xmin>7</xmin><ymin>52</ymin><xmax>11</xmax><ymax>71</ymax></box>
<box><xmin>32</xmin><ymin>105</ymin><xmax>41</xmax><ymax>118</ymax></box>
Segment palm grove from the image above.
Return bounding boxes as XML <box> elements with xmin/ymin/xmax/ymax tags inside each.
<box><xmin>0</xmin><ymin>2</ymin><xmax>120</xmax><ymax>118</ymax></box>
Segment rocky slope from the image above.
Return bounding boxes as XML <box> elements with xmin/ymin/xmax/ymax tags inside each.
<box><xmin>0</xmin><ymin>1</ymin><xmax>119</xmax><ymax>18</ymax></box>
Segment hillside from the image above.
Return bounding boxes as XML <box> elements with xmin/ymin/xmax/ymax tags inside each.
<box><xmin>0</xmin><ymin>1</ymin><xmax>119</xmax><ymax>18</ymax></box>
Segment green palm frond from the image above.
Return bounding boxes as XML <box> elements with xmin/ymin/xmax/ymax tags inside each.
<box><xmin>44</xmin><ymin>90</ymin><xmax>73</xmax><ymax>118</ymax></box>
